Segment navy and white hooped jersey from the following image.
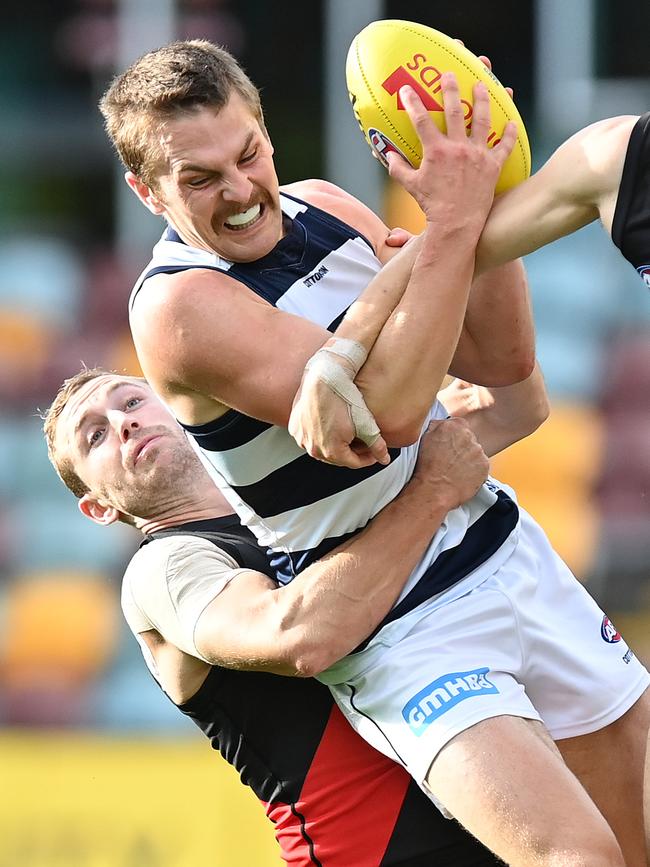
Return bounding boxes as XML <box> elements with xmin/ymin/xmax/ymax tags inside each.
<box><xmin>130</xmin><ymin>191</ymin><xmax>520</xmax><ymax>629</ymax></box>
<box><xmin>612</xmin><ymin>112</ymin><xmax>650</xmax><ymax>288</ymax></box>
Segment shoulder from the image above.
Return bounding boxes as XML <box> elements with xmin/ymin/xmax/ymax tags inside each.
<box><xmin>574</xmin><ymin>116</ymin><xmax>639</xmax><ymax>232</ymax></box>
<box><xmin>577</xmin><ymin>115</ymin><xmax>637</xmax><ymax>170</ymax></box>
<box><xmin>122</xmin><ymin>535</ymin><xmax>243</xmax><ymax>630</ymax></box>
<box><xmin>576</xmin><ymin>115</ymin><xmax>638</xmax><ymax>152</ymax></box>
<box><xmin>131</xmin><ymin>265</ymin><xmax>248</xmax><ymax>324</ymax></box>
<box><xmin>555</xmin><ymin>115</ymin><xmax>638</xmax><ymax>201</ymax></box>
<box><xmin>126</xmin><ymin>535</ymin><xmax>240</xmax><ymax>583</ymax></box>
<box><xmin>282</xmin><ymin>177</ymin><xmax>361</xmax><ymax>207</ymax></box>
<box><xmin>282</xmin><ymin>178</ymin><xmax>389</xmax><ymax>254</ymax></box>
<box><xmin>129</xmin><ymin>264</ymin><xmax>268</xmax><ymax>421</ymax></box>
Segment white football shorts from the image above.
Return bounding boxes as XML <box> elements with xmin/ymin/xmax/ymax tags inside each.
<box><xmin>319</xmin><ymin>507</ymin><xmax>650</xmax><ymax>801</ymax></box>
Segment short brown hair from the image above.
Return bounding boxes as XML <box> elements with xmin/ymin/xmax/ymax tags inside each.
<box><xmin>99</xmin><ymin>39</ymin><xmax>264</xmax><ymax>189</ymax></box>
<box><xmin>43</xmin><ymin>367</ymin><xmax>146</xmax><ymax>499</ymax></box>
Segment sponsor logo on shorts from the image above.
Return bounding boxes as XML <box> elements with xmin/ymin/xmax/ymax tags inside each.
<box><xmin>367</xmin><ymin>128</ymin><xmax>408</xmax><ymax>168</ymax></box>
<box><xmin>622</xmin><ymin>648</ymin><xmax>634</xmax><ymax>664</ymax></box>
<box><xmin>637</xmin><ymin>265</ymin><xmax>650</xmax><ymax>288</ymax></box>
<box><xmin>402</xmin><ymin>668</ymin><xmax>499</xmax><ymax>736</ymax></box>
<box><xmin>601</xmin><ymin>615</ymin><xmax>622</xmax><ymax>643</ymax></box>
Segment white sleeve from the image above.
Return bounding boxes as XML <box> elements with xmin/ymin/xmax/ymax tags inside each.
<box><xmin>120</xmin><ymin>535</ymin><xmax>248</xmax><ymax>661</ymax></box>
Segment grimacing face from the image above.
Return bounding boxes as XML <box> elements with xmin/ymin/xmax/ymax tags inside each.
<box><xmin>55</xmin><ymin>375</ymin><xmax>199</xmax><ymax>523</ymax></box>
<box><xmin>128</xmin><ymin>92</ymin><xmax>285</xmax><ymax>263</ymax></box>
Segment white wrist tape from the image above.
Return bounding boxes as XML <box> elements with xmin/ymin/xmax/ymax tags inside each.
<box><xmin>320</xmin><ymin>337</ymin><xmax>368</xmax><ymax>375</ymax></box>
<box><xmin>304</xmin><ymin>340</ymin><xmax>380</xmax><ymax>447</ymax></box>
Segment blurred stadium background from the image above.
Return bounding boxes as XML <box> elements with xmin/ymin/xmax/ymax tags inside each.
<box><xmin>1</xmin><ymin>1</ymin><xmax>649</xmax><ymax>864</ymax></box>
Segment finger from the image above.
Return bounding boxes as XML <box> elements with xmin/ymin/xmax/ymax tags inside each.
<box><xmin>468</xmin><ymin>81</ymin><xmax>491</xmax><ymax>142</ymax></box>
<box><xmin>439</xmin><ymin>73</ymin><xmax>466</xmax><ymax>138</ymax></box>
<box><xmin>385</xmin><ymin>148</ymin><xmax>414</xmax><ymax>184</ymax></box>
<box><xmin>329</xmin><ymin>447</ymin><xmax>377</xmax><ymax>469</ymax></box>
<box><xmin>350</xmin><ymin>440</ymin><xmax>386</xmax><ymax>466</ymax></box>
<box><xmin>385</xmin><ymin>227</ymin><xmax>412</xmax><ymax>248</ymax></box>
<box><xmin>399</xmin><ymin>84</ymin><xmax>443</xmax><ymax>148</ymax></box>
<box><xmin>477</xmin><ymin>54</ymin><xmax>514</xmax><ymax>100</ymax></box>
<box><xmin>492</xmin><ymin>120</ymin><xmax>518</xmax><ymax>165</ymax></box>
<box><xmin>368</xmin><ymin>434</ymin><xmax>390</xmax><ymax>466</ymax></box>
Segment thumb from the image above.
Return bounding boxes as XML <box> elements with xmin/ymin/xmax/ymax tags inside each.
<box><xmin>385</xmin><ymin>227</ymin><xmax>412</xmax><ymax>248</ymax></box>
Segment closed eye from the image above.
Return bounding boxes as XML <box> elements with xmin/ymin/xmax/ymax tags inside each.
<box><xmin>239</xmin><ymin>148</ymin><xmax>258</xmax><ymax>165</ymax></box>
<box><xmin>186</xmin><ymin>176</ymin><xmax>211</xmax><ymax>189</ymax></box>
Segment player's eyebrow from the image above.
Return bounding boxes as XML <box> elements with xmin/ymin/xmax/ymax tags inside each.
<box><xmin>73</xmin><ymin>381</ymin><xmax>135</xmax><ymax>439</ymax></box>
<box><xmin>175</xmin><ymin>130</ymin><xmax>256</xmax><ymax>175</ymax></box>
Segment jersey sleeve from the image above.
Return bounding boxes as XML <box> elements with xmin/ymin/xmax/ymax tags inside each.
<box><xmin>611</xmin><ymin>112</ymin><xmax>650</xmax><ymax>286</ymax></box>
<box><xmin>121</xmin><ymin>535</ymin><xmax>248</xmax><ymax>661</ymax></box>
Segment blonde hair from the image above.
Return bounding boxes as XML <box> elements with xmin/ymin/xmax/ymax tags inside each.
<box><xmin>99</xmin><ymin>39</ymin><xmax>264</xmax><ymax>189</ymax></box>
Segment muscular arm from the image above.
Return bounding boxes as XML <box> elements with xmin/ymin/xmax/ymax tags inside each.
<box><xmin>132</xmin><ymin>79</ymin><xmax>515</xmax><ymax>458</ymax></box>
<box><xmin>192</xmin><ymin>418</ymin><xmax>487</xmax><ymax>676</ymax></box>
<box><xmin>449</xmin><ymin>258</ymin><xmax>534</xmax><ymax>385</ymax></box>
<box><xmin>438</xmin><ymin>361</ymin><xmax>550</xmax><ymax>458</ymax></box>
<box><xmin>476</xmin><ymin>115</ymin><xmax>637</xmax><ymax>274</ymax></box>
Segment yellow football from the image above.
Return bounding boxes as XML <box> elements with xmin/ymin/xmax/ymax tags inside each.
<box><xmin>346</xmin><ymin>19</ymin><xmax>531</xmax><ymax>194</ymax></box>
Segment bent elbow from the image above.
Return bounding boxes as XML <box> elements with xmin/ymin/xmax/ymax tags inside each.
<box><xmin>288</xmin><ymin>635</ymin><xmax>348</xmax><ymax>677</ymax></box>
<box><xmin>290</xmin><ymin>648</ymin><xmax>334</xmax><ymax>678</ymax></box>
<box><xmin>280</xmin><ymin>629</ymin><xmax>337</xmax><ymax>678</ymax></box>
<box><xmin>512</xmin><ymin>393</ymin><xmax>550</xmax><ymax>443</ymax></box>
<box><xmin>480</xmin><ymin>352</ymin><xmax>536</xmax><ymax>388</ymax></box>
<box><xmin>376</xmin><ymin>409</ymin><xmax>428</xmax><ymax>449</ymax></box>
<box><xmin>528</xmin><ymin>394</ymin><xmax>551</xmax><ymax>434</ymax></box>
<box><xmin>512</xmin><ymin>351</ymin><xmax>537</xmax><ymax>384</ymax></box>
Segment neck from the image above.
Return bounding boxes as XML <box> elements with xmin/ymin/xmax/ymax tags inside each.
<box><xmin>134</xmin><ymin>483</ymin><xmax>235</xmax><ymax>536</ymax></box>
<box><xmin>137</xmin><ymin>505</ymin><xmax>235</xmax><ymax>536</ymax></box>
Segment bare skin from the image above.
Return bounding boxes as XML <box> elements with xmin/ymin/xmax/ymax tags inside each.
<box><xmin>426</xmin><ymin>716</ymin><xmax>626</xmax><ymax>867</ymax></box>
<box><xmin>105</xmin><ymin>45</ymin><xmax>648</xmax><ymax>863</ymax></box>
<box><xmin>394</xmin><ymin>106</ymin><xmax>650</xmax><ymax>863</ymax></box>
<box><xmin>128</xmin><ymin>76</ymin><xmax>526</xmax><ymax>470</ymax></box>
<box><xmin>477</xmin><ymin>115</ymin><xmax>637</xmax><ymax>272</ymax></box>
<box><xmin>55</xmin><ymin>374</ymin><xmax>500</xmax><ymax>694</ymax></box>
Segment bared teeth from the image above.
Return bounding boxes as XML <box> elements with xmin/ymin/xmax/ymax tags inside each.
<box><xmin>225</xmin><ymin>203</ymin><xmax>261</xmax><ymax>228</ymax></box>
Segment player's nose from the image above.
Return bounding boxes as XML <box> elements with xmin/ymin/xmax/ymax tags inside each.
<box><xmin>222</xmin><ymin>169</ymin><xmax>253</xmax><ymax>203</ymax></box>
<box><xmin>107</xmin><ymin>409</ymin><xmax>140</xmax><ymax>443</ymax></box>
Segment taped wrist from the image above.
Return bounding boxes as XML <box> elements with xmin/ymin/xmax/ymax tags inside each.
<box><xmin>316</xmin><ymin>337</ymin><xmax>368</xmax><ymax>373</ymax></box>
<box><xmin>304</xmin><ymin>339</ymin><xmax>380</xmax><ymax>446</ymax></box>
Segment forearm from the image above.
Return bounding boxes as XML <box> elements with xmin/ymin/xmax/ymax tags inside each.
<box><xmin>195</xmin><ymin>482</ymin><xmax>449</xmax><ymax>677</ymax></box>
<box><xmin>270</xmin><ymin>477</ymin><xmax>450</xmax><ymax>675</ymax></box>
<box><xmin>197</xmin><ymin>419</ymin><xmax>488</xmax><ymax>673</ymax></box>
<box><xmin>439</xmin><ymin>361</ymin><xmax>549</xmax><ymax>457</ymax></box>
<box><xmin>352</xmin><ymin>223</ymin><xmax>479</xmax><ymax>443</ymax></box>
<box><xmin>334</xmin><ymin>234</ymin><xmax>422</xmax><ymax>353</ymax></box>
<box><xmin>450</xmin><ymin>258</ymin><xmax>535</xmax><ymax>386</ymax></box>
<box><xmin>473</xmin><ymin>116</ymin><xmax>632</xmax><ymax>275</ymax></box>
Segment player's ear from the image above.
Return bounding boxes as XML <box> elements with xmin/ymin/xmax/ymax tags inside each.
<box><xmin>79</xmin><ymin>494</ymin><xmax>121</xmax><ymax>526</ymax></box>
<box><xmin>125</xmin><ymin>171</ymin><xmax>166</xmax><ymax>216</ymax></box>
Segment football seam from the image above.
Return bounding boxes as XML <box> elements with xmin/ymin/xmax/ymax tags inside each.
<box><xmin>356</xmin><ymin>23</ymin><xmax>530</xmax><ymax>176</ymax></box>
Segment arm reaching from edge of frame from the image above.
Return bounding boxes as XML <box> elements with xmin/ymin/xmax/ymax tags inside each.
<box><xmin>475</xmin><ymin>115</ymin><xmax>637</xmax><ymax>274</ymax></box>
